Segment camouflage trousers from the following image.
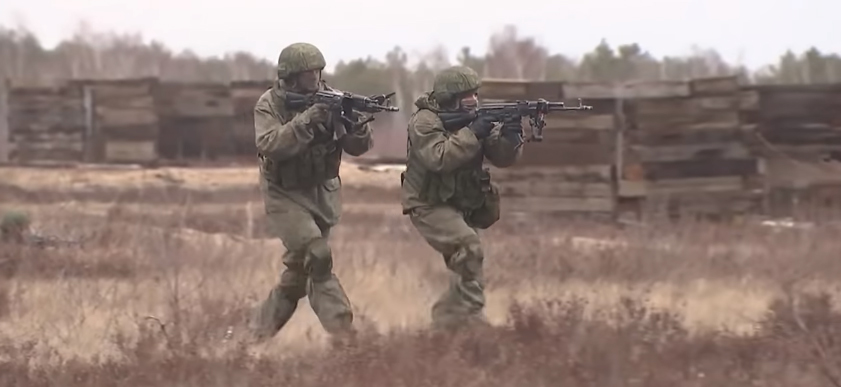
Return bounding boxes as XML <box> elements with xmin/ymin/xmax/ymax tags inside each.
<box><xmin>249</xmin><ymin>204</ymin><xmax>354</xmax><ymax>341</ymax></box>
<box><xmin>409</xmin><ymin>204</ymin><xmax>490</xmax><ymax>331</ymax></box>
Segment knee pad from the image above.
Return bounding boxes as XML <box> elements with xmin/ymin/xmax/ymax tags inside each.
<box><xmin>304</xmin><ymin>237</ymin><xmax>333</xmax><ymax>282</ymax></box>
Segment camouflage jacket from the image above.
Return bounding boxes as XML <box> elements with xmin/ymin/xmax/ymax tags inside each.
<box><xmin>401</xmin><ymin>93</ymin><xmax>523</xmax><ymax>213</ymax></box>
<box><xmin>254</xmin><ymin>80</ymin><xmax>374</xmax><ymax>226</ymax></box>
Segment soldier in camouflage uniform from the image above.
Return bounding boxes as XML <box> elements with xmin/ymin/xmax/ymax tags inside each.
<box><xmin>401</xmin><ymin>66</ymin><xmax>524</xmax><ymax>331</ymax></box>
<box><xmin>248</xmin><ymin>42</ymin><xmax>374</xmax><ymax>343</ymax></box>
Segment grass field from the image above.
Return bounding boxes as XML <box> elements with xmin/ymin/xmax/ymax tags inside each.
<box><xmin>1</xmin><ymin>163</ymin><xmax>841</xmax><ymax>386</ymax></box>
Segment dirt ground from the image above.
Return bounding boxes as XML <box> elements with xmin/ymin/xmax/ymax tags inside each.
<box><xmin>2</xmin><ymin>163</ymin><xmax>841</xmax><ymax>386</ymax></box>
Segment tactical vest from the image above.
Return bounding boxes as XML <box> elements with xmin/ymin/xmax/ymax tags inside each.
<box><xmin>261</xmin><ymin>137</ymin><xmax>341</xmax><ymax>190</ymax></box>
<box><xmin>403</xmin><ymin>111</ymin><xmax>490</xmax><ymax>214</ymax></box>
<box><xmin>260</xmin><ymin>91</ymin><xmax>341</xmax><ymax>190</ymax></box>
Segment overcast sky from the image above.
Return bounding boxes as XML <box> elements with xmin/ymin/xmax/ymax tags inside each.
<box><xmin>1</xmin><ymin>0</ymin><xmax>836</xmax><ymax>72</ymax></box>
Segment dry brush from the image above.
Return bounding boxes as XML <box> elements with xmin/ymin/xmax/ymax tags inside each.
<box><xmin>1</xmin><ymin>167</ymin><xmax>841</xmax><ymax>386</ymax></box>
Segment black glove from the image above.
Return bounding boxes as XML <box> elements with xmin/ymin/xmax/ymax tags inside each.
<box><xmin>500</xmin><ymin>117</ymin><xmax>523</xmax><ymax>135</ymax></box>
<box><xmin>341</xmin><ymin>109</ymin><xmax>364</xmax><ymax>134</ymax></box>
<box><xmin>499</xmin><ymin>118</ymin><xmax>524</xmax><ymax>144</ymax></box>
<box><xmin>468</xmin><ymin>115</ymin><xmax>494</xmax><ymax>140</ymax></box>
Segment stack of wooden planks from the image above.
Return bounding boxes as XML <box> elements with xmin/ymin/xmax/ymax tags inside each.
<box><xmin>489</xmin><ymin>165</ymin><xmax>615</xmax><ymax>214</ymax></box>
<box><xmin>74</xmin><ymin>78</ymin><xmax>160</xmax><ymax>164</ymax></box>
<box><xmin>6</xmin><ymin>84</ymin><xmax>86</xmax><ymax>162</ymax></box>
<box><xmin>478</xmin><ymin>79</ymin><xmax>617</xmax><ymax>215</ymax></box>
<box><xmin>620</xmin><ymin>76</ymin><xmax>763</xmax><ymax>219</ymax></box>
<box><xmin>155</xmin><ymin>82</ymin><xmax>234</xmax><ymax>160</ymax></box>
<box><xmin>741</xmin><ymin>84</ymin><xmax>841</xmax><ymax>215</ymax></box>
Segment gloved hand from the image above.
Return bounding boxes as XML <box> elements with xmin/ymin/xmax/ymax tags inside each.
<box><xmin>342</xmin><ymin>109</ymin><xmax>370</xmax><ymax>134</ymax></box>
<box><xmin>500</xmin><ymin>117</ymin><xmax>523</xmax><ymax>135</ymax></box>
<box><xmin>304</xmin><ymin>103</ymin><xmax>330</xmax><ymax>125</ymax></box>
<box><xmin>345</xmin><ymin>109</ymin><xmax>361</xmax><ymax>122</ymax></box>
<box><xmin>468</xmin><ymin>115</ymin><xmax>495</xmax><ymax>140</ymax></box>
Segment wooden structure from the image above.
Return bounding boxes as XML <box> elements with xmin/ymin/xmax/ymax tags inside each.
<box><xmin>742</xmin><ymin>84</ymin><xmax>841</xmax><ymax>216</ymax></box>
<box><xmin>4</xmin><ymin>78</ymin><xmax>159</xmax><ymax>165</ymax></box>
<box><xmin>479</xmin><ymin>79</ymin><xmax>617</xmax><ymax>215</ymax></box>
<box><xmin>155</xmin><ymin>82</ymin><xmax>234</xmax><ymax>160</ymax></box>
<box><xmin>618</xmin><ymin>76</ymin><xmax>764</xmax><ymax>219</ymax></box>
<box><xmin>478</xmin><ymin>76</ymin><xmax>771</xmax><ymax>219</ymax></box>
<box><xmin>230</xmin><ymin>80</ymin><xmax>272</xmax><ymax>156</ymax></box>
<box><xmin>6</xmin><ymin>83</ymin><xmax>86</xmax><ymax>162</ymax></box>
<box><xmin>491</xmin><ymin>165</ymin><xmax>615</xmax><ymax>214</ymax></box>
<box><xmin>4</xmin><ymin>75</ymin><xmax>841</xmax><ymax>220</ymax></box>
<box><xmin>73</xmin><ymin>78</ymin><xmax>160</xmax><ymax>164</ymax></box>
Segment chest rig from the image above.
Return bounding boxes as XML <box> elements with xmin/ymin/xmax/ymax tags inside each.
<box><xmin>259</xmin><ymin>89</ymin><xmax>342</xmax><ymax>190</ymax></box>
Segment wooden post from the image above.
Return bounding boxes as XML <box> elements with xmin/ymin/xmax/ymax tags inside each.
<box><xmin>0</xmin><ymin>78</ymin><xmax>9</xmax><ymax>163</ymax></box>
<box><xmin>82</xmin><ymin>84</ymin><xmax>96</xmax><ymax>162</ymax></box>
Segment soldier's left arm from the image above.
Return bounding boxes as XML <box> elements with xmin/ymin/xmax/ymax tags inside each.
<box><xmin>482</xmin><ymin>124</ymin><xmax>524</xmax><ymax>168</ymax></box>
<box><xmin>339</xmin><ymin>114</ymin><xmax>375</xmax><ymax>157</ymax></box>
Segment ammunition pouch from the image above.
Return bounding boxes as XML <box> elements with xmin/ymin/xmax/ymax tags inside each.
<box><xmin>419</xmin><ymin>168</ymin><xmax>501</xmax><ymax>229</ymax></box>
<box><xmin>460</xmin><ymin>168</ymin><xmax>501</xmax><ymax>229</ymax></box>
<box><xmin>260</xmin><ymin>140</ymin><xmax>341</xmax><ymax>190</ymax></box>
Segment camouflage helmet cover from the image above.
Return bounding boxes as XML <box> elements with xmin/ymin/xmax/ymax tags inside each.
<box><xmin>276</xmin><ymin>42</ymin><xmax>327</xmax><ymax>80</ymax></box>
<box><xmin>431</xmin><ymin>66</ymin><xmax>482</xmax><ymax>103</ymax></box>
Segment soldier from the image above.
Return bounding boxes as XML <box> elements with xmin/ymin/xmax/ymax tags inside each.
<box><xmin>247</xmin><ymin>42</ymin><xmax>374</xmax><ymax>343</ymax></box>
<box><xmin>401</xmin><ymin>65</ymin><xmax>524</xmax><ymax>331</ymax></box>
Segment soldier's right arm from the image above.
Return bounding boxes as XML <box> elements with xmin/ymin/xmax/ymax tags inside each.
<box><xmin>409</xmin><ymin>111</ymin><xmax>482</xmax><ymax>173</ymax></box>
<box><xmin>254</xmin><ymin>96</ymin><xmax>315</xmax><ymax>161</ymax></box>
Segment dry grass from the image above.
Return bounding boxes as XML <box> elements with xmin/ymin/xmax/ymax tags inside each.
<box><xmin>0</xmin><ymin>163</ymin><xmax>402</xmax><ymax>192</ymax></box>
<box><xmin>2</xmin><ymin>165</ymin><xmax>841</xmax><ymax>386</ymax></box>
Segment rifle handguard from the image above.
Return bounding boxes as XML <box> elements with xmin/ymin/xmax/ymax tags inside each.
<box><xmin>438</xmin><ymin>112</ymin><xmax>477</xmax><ymax>132</ymax></box>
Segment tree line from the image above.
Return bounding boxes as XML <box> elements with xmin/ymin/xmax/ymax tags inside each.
<box><xmin>2</xmin><ymin>23</ymin><xmax>840</xmax><ymax>116</ymax></box>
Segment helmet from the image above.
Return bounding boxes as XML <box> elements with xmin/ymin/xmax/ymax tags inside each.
<box><xmin>276</xmin><ymin>43</ymin><xmax>327</xmax><ymax>80</ymax></box>
<box><xmin>431</xmin><ymin>66</ymin><xmax>482</xmax><ymax>104</ymax></box>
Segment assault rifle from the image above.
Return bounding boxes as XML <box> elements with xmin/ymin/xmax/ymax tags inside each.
<box><xmin>285</xmin><ymin>89</ymin><xmax>400</xmax><ymax>129</ymax></box>
<box><xmin>440</xmin><ymin>98</ymin><xmax>593</xmax><ymax>142</ymax></box>
<box><xmin>478</xmin><ymin>98</ymin><xmax>593</xmax><ymax>142</ymax></box>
